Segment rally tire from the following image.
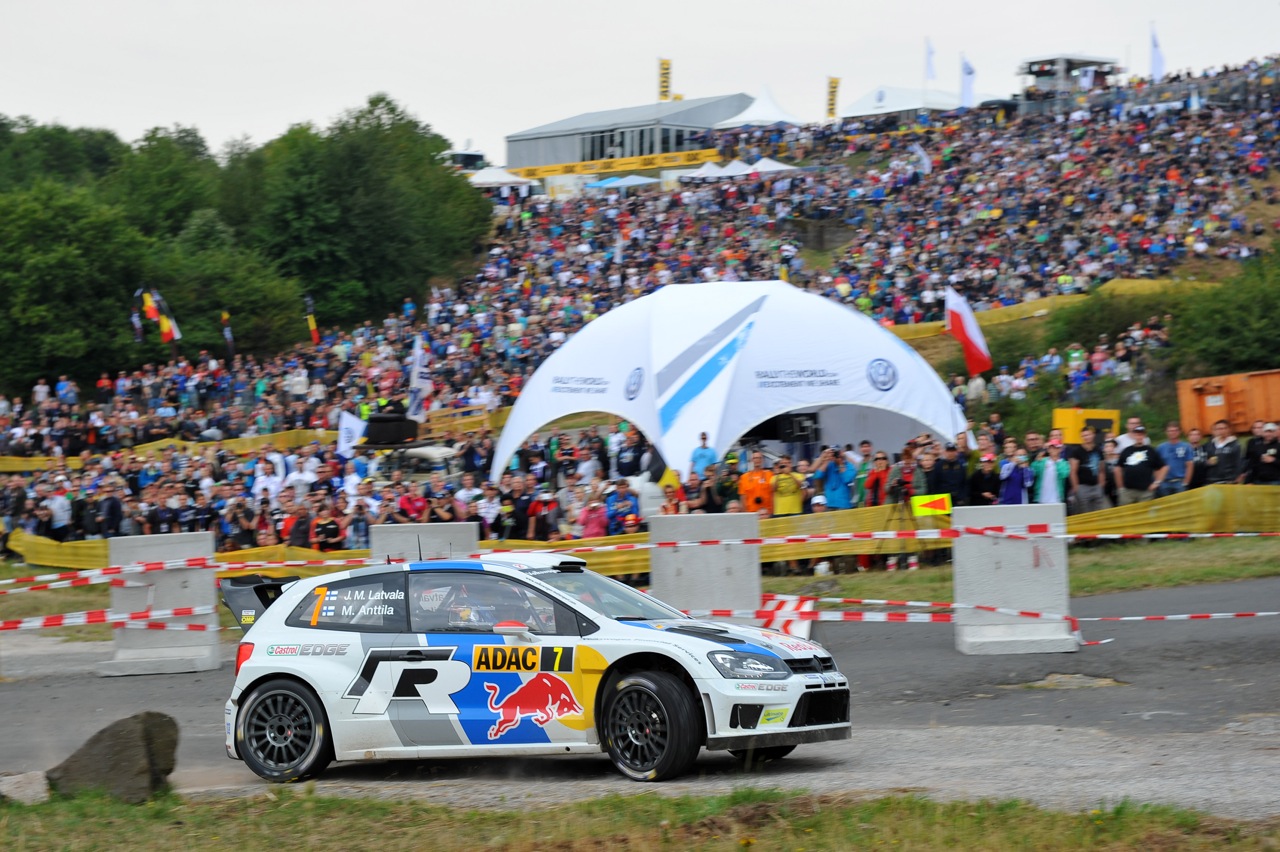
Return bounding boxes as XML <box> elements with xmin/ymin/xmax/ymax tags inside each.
<box><xmin>730</xmin><ymin>745</ymin><xmax>796</xmax><ymax>768</ymax></box>
<box><xmin>237</xmin><ymin>679</ymin><xmax>333</xmax><ymax>783</ymax></box>
<box><xmin>602</xmin><ymin>671</ymin><xmax>701</xmax><ymax>781</ymax></box>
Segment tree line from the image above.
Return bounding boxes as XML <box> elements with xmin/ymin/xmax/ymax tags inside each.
<box><xmin>0</xmin><ymin>94</ymin><xmax>491</xmax><ymax>394</ymax></box>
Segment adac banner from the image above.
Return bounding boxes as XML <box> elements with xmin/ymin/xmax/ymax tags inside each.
<box><xmin>510</xmin><ymin>149</ymin><xmax>720</xmax><ymax>180</ymax></box>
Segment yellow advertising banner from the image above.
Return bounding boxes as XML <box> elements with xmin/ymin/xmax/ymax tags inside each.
<box><xmin>826</xmin><ymin>77</ymin><xmax>840</xmax><ymax>119</ymax></box>
<box><xmin>658</xmin><ymin>58</ymin><xmax>672</xmax><ymax>102</ymax></box>
<box><xmin>1052</xmin><ymin>409</ymin><xmax>1121</xmax><ymax>442</ymax></box>
<box><xmin>509</xmin><ymin>149</ymin><xmax>721</xmax><ymax>180</ymax></box>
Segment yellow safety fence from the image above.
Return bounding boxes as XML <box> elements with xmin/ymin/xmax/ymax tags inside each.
<box><xmin>889</xmin><ymin>294</ymin><xmax>1088</xmax><ymax>341</ymax></box>
<box><xmin>0</xmin><ymin>430</ymin><xmax>339</xmax><ymax>474</ymax></box>
<box><xmin>14</xmin><ymin>485</ymin><xmax>1273</xmax><ymax>576</ymax></box>
<box><xmin>1098</xmin><ymin>278</ymin><xmax>1221</xmax><ymax>296</ymax></box>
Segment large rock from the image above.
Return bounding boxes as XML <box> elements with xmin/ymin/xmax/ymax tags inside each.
<box><xmin>0</xmin><ymin>771</ymin><xmax>50</xmax><ymax>805</ymax></box>
<box><xmin>47</xmin><ymin>712</ymin><xmax>178</xmax><ymax>803</ymax></box>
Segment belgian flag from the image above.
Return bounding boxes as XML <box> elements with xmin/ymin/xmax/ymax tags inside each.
<box><xmin>151</xmin><ymin>290</ymin><xmax>182</xmax><ymax>342</ymax></box>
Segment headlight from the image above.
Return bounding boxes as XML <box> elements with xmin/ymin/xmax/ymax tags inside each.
<box><xmin>707</xmin><ymin>650</ymin><xmax>790</xmax><ymax>680</ymax></box>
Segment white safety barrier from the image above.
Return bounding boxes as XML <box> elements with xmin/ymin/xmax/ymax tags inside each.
<box><xmin>952</xmin><ymin>505</ymin><xmax>1076</xmax><ymax>655</ymax></box>
<box><xmin>101</xmin><ymin>532</ymin><xmax>219</xmax><ymax>676</ymax></box>
<box><xmin>648</xmin><ymin>513</ymin><xmax>762</xmax><ymax>623</ymax></box>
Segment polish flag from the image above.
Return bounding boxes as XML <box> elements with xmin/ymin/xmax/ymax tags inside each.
<box><xmin>944</xmin><ymin>287</ymin><xmax>992</xmax><ymax>376</ymax></box>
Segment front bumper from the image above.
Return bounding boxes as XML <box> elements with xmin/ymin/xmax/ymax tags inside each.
<box><xmin>698</xmin><ymin>667</ymin><xmax>851</xmax><ymax>750</ymax></box>
<box><xmin>708</xmin><ymin>722</ymin><xmax>851</xmax><ymax>752</ymax></box>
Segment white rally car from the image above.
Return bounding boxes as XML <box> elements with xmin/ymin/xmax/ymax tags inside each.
<box><xmin>220</xmin><ymin>554</ymin><xmax>851</xmax><ymax>782</ymax></box>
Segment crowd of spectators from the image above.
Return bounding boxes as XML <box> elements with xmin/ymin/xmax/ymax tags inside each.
<box><xmin>3</xmin><ymin>53</ymin><xmax>1280</xmax><ymax>563</ymax></box>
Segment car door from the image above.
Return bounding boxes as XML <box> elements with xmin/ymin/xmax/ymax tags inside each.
<box><xmin>281</xmin><ymin>570</ymin><xmax>418</xmax><ymax>756</ymax></box>
<box><xmin>402</xmin><ymin>569</ymin><xmax>591</xmax><ymax>748</ymax></box>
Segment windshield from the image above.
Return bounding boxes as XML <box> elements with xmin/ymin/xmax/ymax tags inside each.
<box><xmin>527</xmin><ymin>569</ymin><xmax>686</xmax><ymax>622</ymax></box>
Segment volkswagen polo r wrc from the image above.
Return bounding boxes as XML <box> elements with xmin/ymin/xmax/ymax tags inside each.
<box><xmin>220</xmin><ymin>554</ymin><xmax>851</xmax><ymax>782</ymax></box>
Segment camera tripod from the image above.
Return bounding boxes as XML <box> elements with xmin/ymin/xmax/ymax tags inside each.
<box><xmin>876</xmin><ymin>489</ymin><xmax>920</xmax><ymax>571</ymax></box>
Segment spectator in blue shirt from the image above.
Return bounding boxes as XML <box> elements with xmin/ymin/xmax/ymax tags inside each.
<box><xmin>1155</xmin><ymin>422</ymin><xmax>1195</xmax><ymax>497</ymax></box>
<box><xmin>809</xmin><ymin>448</ymin><xmax>856</xmax><ymax>510</ymax></box>
<box><xmin>605</xmin><ymin>479</ymin><xmax>640</xmax><ymax>535</ymax></box>
<box><xmin>689</xmin><ymin>432</ymin><xmax>718</xmax><ymax>477</ymax></box>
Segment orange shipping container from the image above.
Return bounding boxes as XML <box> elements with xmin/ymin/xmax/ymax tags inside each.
<box><xmin>1177</xmin><ymin>369</ymin><xmax>1280</xmax><ymax>434</ymax></box>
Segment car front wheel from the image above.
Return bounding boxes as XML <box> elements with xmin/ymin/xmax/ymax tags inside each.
<box><xmin>602</xmin><ymin>671</ymin><xmax>701</xmax><ymax>781</ymax></box>
<box><xmin>238</xmin><ymin>678</ymin><xmax>333</xmax><ymax>782</ymax></box>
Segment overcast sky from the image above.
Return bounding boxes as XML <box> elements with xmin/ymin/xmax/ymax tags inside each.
<box><xmin>6</xmin><ymin>1</ymin><xmax>1280</xmax><ymax>165</ymax></box>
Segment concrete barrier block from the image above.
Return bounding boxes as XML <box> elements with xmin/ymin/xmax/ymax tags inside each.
<box><xmin>952</xmin><ymin>504</ymin><xmax>1077</xmax><ymax>655</ymax></box>
<box><xmin>370</xmin><ymin>523</ymin><xmax>479</xmax><ymax>563</ymax></box>
<box><xmin>648</xmin><ymin>513</ymin><xmax>761</xmax><ymax>615</ymax></box>
<box><xmin>101</xmin><ymin>532</ymin><xmax>219</xmax><ymax>676</ymax></box>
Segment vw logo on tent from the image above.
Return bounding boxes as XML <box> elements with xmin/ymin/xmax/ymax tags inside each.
<box><xmin>625</xmin><ymin>367</ymin><xmax>644</xmax><ymax>400</ymax></box>
<box><xmin>866</xmin><ymin>359</ymin><xmax>898</xmax><ymax>391</ymax></box>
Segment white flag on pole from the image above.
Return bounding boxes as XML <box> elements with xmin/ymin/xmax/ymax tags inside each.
<box><xmin>910</xmin><ymin>142</ymin><xmax>932</xmax><ymax>175</ymax></box>
<box><xmin>406</xmin><ymin>333</ymin><xmax>433</xmax><ymax>423</ymax></box>
<box><xmin>1150</xmin><ymin>25</ymin><xmax>1165</xmax><ymax>82</ymax></box>
<box><xmin>960</xmin><ymin>56</ymin><xmax>976</xmax><ymax>108</ymax></box>
<box><xmin>1078</xmin><ymin>67</ymin><xmax>1096</xmax><ymax>91</ymax></box>
<box><xmin>925</xmin><ymin>38</ymin><xmax>937</xmax><ymax>81</ymax></box>
<box><xmin>337</xmin><ymin>410</ymin><xmax>367</xmax><ymax>459</ymax></box>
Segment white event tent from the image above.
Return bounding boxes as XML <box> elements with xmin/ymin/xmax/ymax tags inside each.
<box><xmin>714</xmin><ymin>87</ymin><xmax>805</xmax><ymax>129</ymax></box>
<box><xmin>467</xmin><ymin>166</ymin><xmax>536</xmax><ymax>188</ymax></box>
<box><xmin>748</xmin><ymin>157</ymin><xmax>800</xmax><ymax>174</ymax></box>
<box><xmin>489</xmin><ymin>281</ymin><xmax>967</xmax><ymax>480</ymax></box>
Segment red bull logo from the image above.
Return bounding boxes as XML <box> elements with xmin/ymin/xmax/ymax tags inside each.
<box><xmin>483</xmin><ymin>673</ymin><xmax>583</xmax><ymax>740</ymax></box>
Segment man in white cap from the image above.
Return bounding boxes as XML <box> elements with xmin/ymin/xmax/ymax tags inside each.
<box><xmin>1246</xmin><ymin>422</ymin><xmax>1280</xmax><ymax>485</ymax></box>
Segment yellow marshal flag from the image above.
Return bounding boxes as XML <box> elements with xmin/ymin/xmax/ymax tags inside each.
<box><xmin>658</xmin><ymin>59</ymin><xmax>672</xmax><ymax>102</ymax></box>
<box><xmin>826</xmin><ymin>77</ymin><xmax>840</xmax><ymax>119</ymax></box>
<box><xmin>910</xmin><ymin>493</ymin><xmax>953</xmax><ymax>517</ymax></box>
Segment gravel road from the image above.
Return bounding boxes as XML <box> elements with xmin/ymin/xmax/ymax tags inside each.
<box><xmin>4</xmin><ymin>578</ymin><xmax>1279</xmax><ymax>818</ymax></box>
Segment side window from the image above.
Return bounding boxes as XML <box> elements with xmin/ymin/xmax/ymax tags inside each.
<box><xmin>407</xmin><ymin>573</ymin><xmax>577</xmax><ymax>636</ymax></box>
<box><xmin>285</xmin><ymin>573</ymin><xmax>407</xmax><ymax>633</ymax></box>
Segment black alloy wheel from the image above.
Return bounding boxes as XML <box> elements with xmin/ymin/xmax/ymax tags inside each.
<box><xmin>238</xmin><ymin>678</ymin><xmax>333</xmax><ymax>782</ymax></box>
<box><xmin>602</xmin><ymin>671</ymin><xmax>701</xmax><ymax>781</ymax></box>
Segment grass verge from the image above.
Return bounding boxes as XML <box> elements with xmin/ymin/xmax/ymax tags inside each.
<box><xmin>761</xmin><ymin>537</ymin><xmax>1280</xmax><ymax>604</ymax></box>
<box><xmin>2</xmin><ymin>788</ymin><xmax>1275</xmax><ymax>851</ymax></box>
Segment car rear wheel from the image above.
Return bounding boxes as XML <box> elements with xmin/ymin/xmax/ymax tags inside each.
<box><xmin>602</xmin><ymin>671</ymin><xmax>701</xmax><ymax>781</ymax></box>
<box><xmin>730</xmin><ymin>744</ymin><xmax>796</xmax><ymax>768</ymax></box>
<box><xmin>238</xmin><ymin>678</ymin><xmax>333</xmax><ymax>782</ymax></box>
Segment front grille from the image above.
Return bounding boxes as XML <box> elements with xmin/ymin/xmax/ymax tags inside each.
<box><xmin>789</xmin><ymin>689</ymin><xmax>850</xmax><ymax>727</ymax></box>
<box><xmin>785</xmin><ymin>656</ymin><xmax>836</xmax><ymax>675</ymax></box>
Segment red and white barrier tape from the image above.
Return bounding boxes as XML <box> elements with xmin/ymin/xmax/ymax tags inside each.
<box><xmin>0</xmin><ymin>556</ymin><xmax>389</xmax><ymax>588</ymax></box>
<box><xmin>0</xmin><ymin>557</ymin><xmax>221</xmax><ymax>587</ymax></box>
<box><xmin>116</xmin><ymin>621</ymin><xmax>228</xmax><ymax>631</ymax></box>
<box><xmin>687</xmin><ymin>608</ymin><xmax>955</xmax><ymax>623</ymax></box>
<box><xmin>0</xmin><ymin>576</ymin><xmax>143</xmax><ymax>596</ymax></box>
<box><xmin>216</xmin><ymin>558</ymin><xmax>399</xmax><ymax>570</ymax></box>
<box><xmin>1077</xmin><ymin>610</ymin><xmax>1280</xmax><ymax>622</ymax></box>
<box><xmin>0</xmin><ymin>605</ymin><xmax>216</xmax><ymax>632</ymax></box>
<box><xmin>473</xmin><ymin>526</ymin><xmax>1280</xmax><ymax>556</ymax></box>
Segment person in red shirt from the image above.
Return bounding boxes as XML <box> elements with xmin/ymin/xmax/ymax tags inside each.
<box><xmin>397</xmin><ymin>484</ymin><xmax>427</xmax><ymax>522</ymax></box>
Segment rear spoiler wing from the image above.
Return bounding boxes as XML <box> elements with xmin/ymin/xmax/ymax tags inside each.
<box><xmin>219</xmin><ymin>575</ymin><xmax>299</xmax><ymax>633</ymax></box>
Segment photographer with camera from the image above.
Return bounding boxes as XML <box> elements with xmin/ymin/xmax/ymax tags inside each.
<box><xmin>810</xmin><ymin>446</ymin><xmax>855</xmax><ymax>510</ymax></box>
<box><xmin>998</xmin><ymin>447</ymin><xmax>1036</xmax><ymax>505</ymax></box>
<box><xmin>738</xmin><ymin>451</ymin><xmax>774</xmax><ymax>518</ymax></box>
